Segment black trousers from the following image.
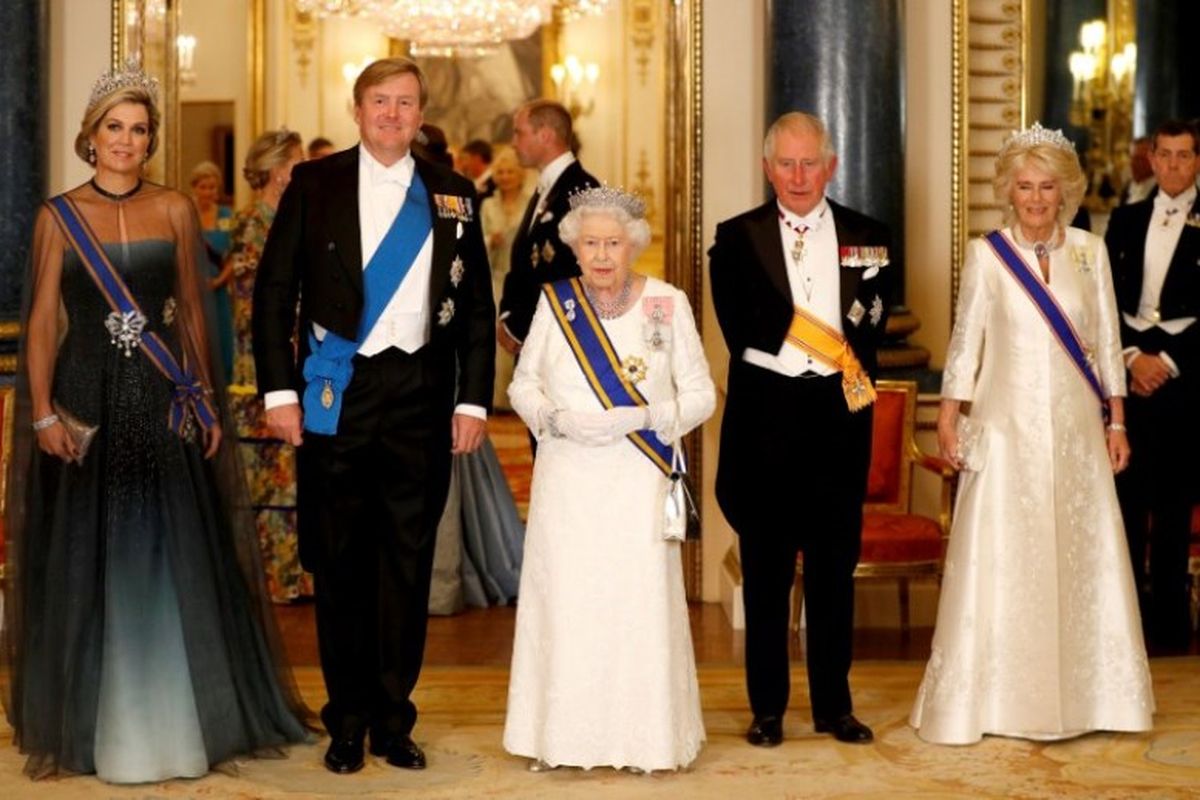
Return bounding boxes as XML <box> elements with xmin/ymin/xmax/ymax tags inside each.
<box><xmin>717</xmin><ymin>365</ymin><xmax>872</xmax><ymax>722</ymax></box>
<box><xmin>1118</xmin><ymin>372</ymin><xmax>1196</xmax><ymax>647</ymax></box>
<box><xmin>297</xmin><ymin>347</ymin><xmax>454</xmax><ymax>741</ymax></box>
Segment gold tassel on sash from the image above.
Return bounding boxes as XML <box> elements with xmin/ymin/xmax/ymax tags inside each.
<box><xmin>785</xmin><ymin>307</ymin><xmax>877</xmax><ymax>412</ymax></box>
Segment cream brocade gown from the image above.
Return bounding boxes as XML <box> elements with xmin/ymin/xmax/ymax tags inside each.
<box><xmin>503</xmin><ymin>278</ymin><xmax>713</xmax><ymax>771</ymax></box>
<box><xmin>910</xmin><ymin>228</ymin><xmax>1154</xmax><ymax>744</ymax></box>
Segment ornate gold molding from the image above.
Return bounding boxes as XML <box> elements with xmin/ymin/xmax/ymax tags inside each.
<box><xmin>249</xmin><ymin>0</ymin><xmax>266</xmax><ymax>140</ymax></box>
<box><xmin>952</xmin><ymin>0</ymin><xmax>966</xmax><ymax>313</ymax></box>
<box><xmin>629</xmin><ymin>0</ymin><xmax>655</xmax><ymax>86</ymax></box>
<box><xmin>954</xmin><ymin>0</ymin><xmax>1026</xmax><ymax>313</ymax></box>
<box><xmin>665</xmin><ymin>0</ymin><xmax>703</xmax><ymax>599</ymax></box>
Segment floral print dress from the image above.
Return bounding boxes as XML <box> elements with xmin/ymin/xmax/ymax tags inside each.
<box><xmin>227</xmin><ymin>201</ymin><xmax>313</xmax><ymax>602</ymax></box>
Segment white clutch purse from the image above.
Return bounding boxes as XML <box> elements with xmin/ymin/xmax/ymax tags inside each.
<box><xmin>955</xmin><ymin>414</ymin><xmax>987</xmax><ymax>471</ymax></box>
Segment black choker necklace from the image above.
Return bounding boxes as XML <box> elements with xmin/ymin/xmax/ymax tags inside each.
<box><xmin>90</xmin><ymin>178</ymin><xmax>142</xmax><ymax>202</ymax></box>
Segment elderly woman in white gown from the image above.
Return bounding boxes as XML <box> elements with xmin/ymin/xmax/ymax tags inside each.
<box><xmin>910</xmin><ymin>124</ymin><xmax>1154</xmax><ymax>745</ymax></box>
<box><xmin>503</xmin><ymin>187</ymin><xmax>714</xmax><ymax>772</ymax></box>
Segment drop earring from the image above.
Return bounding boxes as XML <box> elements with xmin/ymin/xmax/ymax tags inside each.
<box><xmin>87</xmin><ymin>143</ymin><xmax>96</xmax><ymax>165</ymax></box>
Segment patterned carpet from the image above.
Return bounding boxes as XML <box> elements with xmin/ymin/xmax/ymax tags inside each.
<box><xmin>2</xmin><ymin>659</ymin><xmax>1198</xmax><ymax>798</ymax></box>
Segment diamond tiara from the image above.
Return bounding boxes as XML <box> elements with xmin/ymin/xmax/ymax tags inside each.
<box><xmin>998</xmin><ymin>121</ymin><xmax>1076</xmax><ymax>158</ymax></box>
<box><xmin>567</xmin><ymin>186</ymin><xmax>647</xmax><ymax>219</ymax></box>
<box><xmin>87</xmin><ymin>58</ymin><xmax>160</xmax><ymax>112</ymax></box>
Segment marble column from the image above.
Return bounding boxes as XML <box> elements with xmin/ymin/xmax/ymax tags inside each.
<box><xmin>0</xmin><ymin>0</ymin><xmax>47</xmax><ymax>334</ymax></box>
<box><xmin>768</xmin><ymin>0</ymin><xmax>905</xmax><ymax>299</ymax></box>
<box><xmin>1135</xmin><ymin>0</ymin><xmax>1200</xmax><ymax>135</ymax></box>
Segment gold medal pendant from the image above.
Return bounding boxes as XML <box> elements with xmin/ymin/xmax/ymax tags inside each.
<box><xmin>321</xmin><ymin>379</ymin><xmax>334</xmax><ymax>410</ymax></box>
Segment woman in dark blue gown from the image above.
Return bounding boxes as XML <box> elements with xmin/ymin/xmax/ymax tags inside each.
<box><xmin>1</xmin><ymin>62</ymin><xmax>311</xmax><ymax>783</ymax></box>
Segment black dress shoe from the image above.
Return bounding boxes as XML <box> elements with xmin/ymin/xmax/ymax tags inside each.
<box><xmin>814</xmin><ymin>713</ymin><xmax>874</xmax><ymax>743</ymax></box>
<box><xmin>324</xmin><ymin>736</ymin><xmax>366</xmax><ymax>774</ymax></box>
<box><xmin>746</xmin><ymin>716</ymin><xmax>784</xmax><ymax>747</ymax></box>
<box><xmin>378</xmin><ymin>735</ymin><xmax>426</xmax><ymax>769</ymax></box>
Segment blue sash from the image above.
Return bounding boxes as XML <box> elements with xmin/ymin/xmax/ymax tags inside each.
<box><xmin>302</xmin><ymin>173</ymin><xmax>431</xmax><ymax>434</ymax></box>
<box><xmin>984</xmin><ymin>230</ymin><xmax>1107</xmax><ymax>410</ymax></box>
<box><xmin>543</xmin><ymin>278</ymin><xmax>674</xmax><ymax>476</ymax></box>
<box><xmin>45</xmin><ymin>194</ymin><xmax>218</xmax><ymax>437</ymax></box>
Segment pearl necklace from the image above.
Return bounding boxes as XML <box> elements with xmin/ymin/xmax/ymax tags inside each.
<box><xmin>583</xmin><ymin>273</ymin><xmax>634</xmax><ymax>319</ymax></box>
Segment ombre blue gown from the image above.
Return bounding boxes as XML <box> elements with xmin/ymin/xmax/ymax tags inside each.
<box><xmin>5</xmin><ymin>184</ymin><xmax>310</xmax><ymax>783</ymax></box>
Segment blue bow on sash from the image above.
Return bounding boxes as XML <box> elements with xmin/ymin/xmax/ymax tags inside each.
<box><xmin>984</xmin><ymin>230</ymin><xmax>1107</xmax><ymax>412</ymax></box>
<box><xmin>302</xmin><ymin>173</ymin><xmax>432</xmax><ymax>434</ymax></box>
<box><xmin>543</xmin><ymin>278</ymin><xmax>675</xmax><ymax>476</ymax></box>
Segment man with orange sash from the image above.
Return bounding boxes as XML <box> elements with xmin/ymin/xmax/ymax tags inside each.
<box><xmin>710</xmin><ymin>112</ymin><xmax>891</xmax><ymax>747</ymax></box>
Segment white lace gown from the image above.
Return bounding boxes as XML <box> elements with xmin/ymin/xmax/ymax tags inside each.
<box><xmin>910</xmin><ymin>228</ymin><xmax>1155</xmax><ymax>744</ymax></box>
<box><xmin>503</xmin><ymin>277</ymin><xmax>714</xmax><ymax>771</ymax></box>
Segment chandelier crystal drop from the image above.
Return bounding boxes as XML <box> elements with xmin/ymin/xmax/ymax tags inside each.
<box><xmin>294</xmin><ymin>0</ymin><xmax>611</xmax><ymax>58</ymax></box>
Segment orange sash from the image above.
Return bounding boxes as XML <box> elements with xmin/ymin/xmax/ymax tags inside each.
<box><xmin>784</xmin><ymin>307</ymin><xmax>876</xmax><ymax>412</ymax></box>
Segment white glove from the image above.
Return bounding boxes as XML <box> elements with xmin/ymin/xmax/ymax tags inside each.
<box><xmin>645</xmin><ymin>400</ymin><xmax>679</xmax><ymax>443</ymax></box>
<box><xmin>546</xmin><ymin>406</ymin><xmax>648</xmax><ymax>445</ymax></box>
<box><xmin>599</xmin><ymin>406</ymin><xmax>650</xmax><ymax>438</ymax></box>
<box><xmin>548</xmin><ymin>409</ymin><xmax>621</xmax><ymax>445</ymax></box>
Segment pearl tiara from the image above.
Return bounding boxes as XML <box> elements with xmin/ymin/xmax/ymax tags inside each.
<box><xmin>567</xmin><ymin>186</ymin><xmax>647</xmax><ymax>219</ymax></box>
<box><xmin>998</xmin><ymin>122</ymin><xmax>1076</xmax><ymax>159</ymax></box>
<box><xmin>87</xmin><ymin>58</ymin><xmax>160</xmax><ymax>112</ymax></box>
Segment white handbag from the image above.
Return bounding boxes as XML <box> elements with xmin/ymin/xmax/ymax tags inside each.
<box><xmin>664</xmin><ymin>444</ymin><xmax>697</xmax><ymax>541</ymax></box>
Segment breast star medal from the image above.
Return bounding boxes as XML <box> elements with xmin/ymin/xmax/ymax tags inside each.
<box><xmin>620</xmin><ymin>355</ymin><xmax>648</xmax><ymax>384</ymax></box>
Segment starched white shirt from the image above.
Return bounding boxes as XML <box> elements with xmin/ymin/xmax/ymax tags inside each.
<box><xmin>743</xmin><ymin>199</ymin><xmax>842</xmax><ymax>377</ymax></box>
<box><xmin>1121</xmin><ymin>185</ymin><xmax>1197</xmax><ymax>376</ymax></box>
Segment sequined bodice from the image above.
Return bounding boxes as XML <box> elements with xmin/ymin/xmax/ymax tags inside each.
<box><xmin>54</xmin><ymin>239</ymin><xmax>180</xmax><ymax>425</ymax></box>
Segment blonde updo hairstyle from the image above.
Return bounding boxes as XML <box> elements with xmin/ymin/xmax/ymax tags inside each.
<box><xmin>558</xmin><ymin>201</ymin><xmax>652</xmax><ymax>261</ymax></box>
<box><xmin>74</xmin><ymin>86</ymin><xmax>161</xmax><ymax>164</ymax></box>
<box><xmin>993</xmin><ymin>142</ymin><xmax>1087</xmax><ymax>228</ymax></box>
<box><xmin>243</xmin><ymin>129</ymin><xmax>303</xmax><ymax>190</ymax></box>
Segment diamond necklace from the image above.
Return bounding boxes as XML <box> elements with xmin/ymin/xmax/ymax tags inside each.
<box><xmin>583</xmin><ymin>272</ymin><xmax>634</xmax><ymax>319</ymax></box>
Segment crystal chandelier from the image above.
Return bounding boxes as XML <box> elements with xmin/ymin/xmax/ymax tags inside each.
<box><xmin>555</xmin><ymin>0</ymin><xmax>611</xmax><ymax>23</ymax></box>
<box><xmin>295</xmin><ymin>0</ymin><xmax>611</xmax><ymax>58</ymax></box>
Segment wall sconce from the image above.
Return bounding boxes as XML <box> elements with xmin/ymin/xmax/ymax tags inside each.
<box><xmin>176</xmin><ymin>34</ymin><xmax>197</xmax><ymax>86</ymax></box>
<box><xmin>550</xmin><ymin>54</ymin><xmax>599</xmax><ymax>119</ymax></box>
<box><xmin>1067</xmin><ymin>15</ymin><xmax>1136</xmax><ymax>211</ymax></box>
<box><xmin>342</xmin><ymin>56</ymin><xmax>377</xmax><ymax>87</ymax></box>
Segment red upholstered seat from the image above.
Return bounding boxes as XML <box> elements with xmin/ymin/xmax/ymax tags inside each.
<box><xmin>794</xmin><ymin>380</ymin><xmax>956</xmax><ymax>637</ymax></box>
<box><xmin>861</xmin><ymin>512</ymin><xmax>944</xmax><ymax>563</ymax></box>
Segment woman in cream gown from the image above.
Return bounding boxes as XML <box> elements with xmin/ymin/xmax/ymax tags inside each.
<box><xmin>910</xmin><ymin>125</ymin><xmax>1154</xmax><ymax>745</ymax></box>
<box><xmin>503</xmin><ymin>188</ymin><xmax>714</xmax><ymax>772</ymax></box>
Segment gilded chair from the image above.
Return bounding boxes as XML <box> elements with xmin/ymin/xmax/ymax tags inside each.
<box><xmin>0</xmin><ymin>384</ymin><xmax>13</xmax><ymax>581</ymax></box>
<box><xmin>793</xmin><ymin>379</ymin><xmax>956</xmax><ymax>638</ymax></box>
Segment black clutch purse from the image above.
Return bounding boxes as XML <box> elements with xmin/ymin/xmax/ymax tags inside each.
<box><xmin>54</xmin><ymin>402</ymin><xmax>99</xmax><ymax>465</ymax></box>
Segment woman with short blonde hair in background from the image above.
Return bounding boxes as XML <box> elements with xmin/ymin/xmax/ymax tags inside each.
<box><xmin>480</xmin><ymin>145</ymin><xmax>530</xmax><ymax>409</ymax></box>
<box><xmin>189</xmin><ymin>160</ymin><xmax>235</xmax><ymax>380</ymax></box>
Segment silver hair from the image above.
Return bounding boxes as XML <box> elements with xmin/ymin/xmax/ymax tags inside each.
<box><xmin>763</xmin><ymin>111</ymin><xmax>835</xmax><ymax>163</ymax></box>
<box><xmin>558</xmin><ymin>204</ymin><xmax>652</xmax><ymax>259</ymax></box>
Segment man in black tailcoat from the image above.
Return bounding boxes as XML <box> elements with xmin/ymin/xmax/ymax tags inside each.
<box><xmin>710</xmin><ymin>111</ymin><xmax>892</xmax><ymax>747</ymax></box>
<box><xmin>496</xmin><ymin>99</ymin><xmax>598</xmax><ymax>356</ymax></box>
<box><xmin>1105</xmin><ymin>119</ymin><xmax>1200</xmax><ymax>652</ymax></box>
<box><xmin>253</xmin><ymin>57</ymin><xmax>495</xmax><ymax>774</ymax></box>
